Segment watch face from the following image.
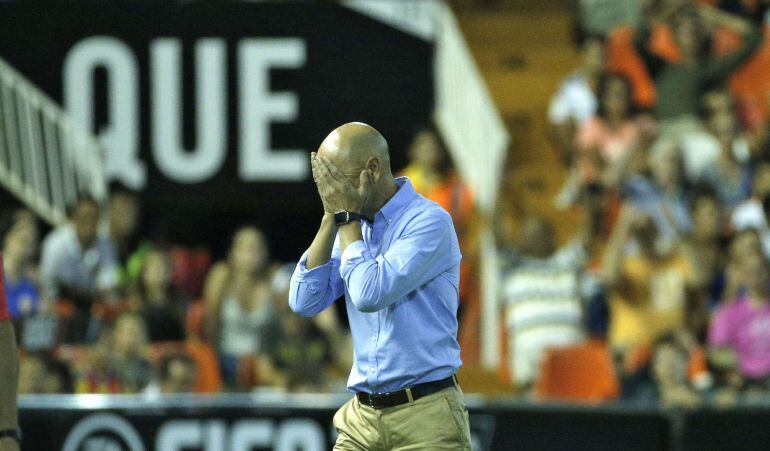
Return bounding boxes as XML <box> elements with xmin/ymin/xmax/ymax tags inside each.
<box><xmin>334</xmin><ymin>211</ymin><xmax>349</xmax><ymax>225</ymax></box>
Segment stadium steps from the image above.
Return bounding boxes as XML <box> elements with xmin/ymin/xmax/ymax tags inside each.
<box><xmin>453</xmin><ymin>3</ymin><xmax>583</xmax><ymax>244</ymax></box>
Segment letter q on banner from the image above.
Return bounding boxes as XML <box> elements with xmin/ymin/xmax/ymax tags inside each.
<box><xmin>62</xmin><ymin>413</ymin><xmax>146</xmax><ymax>451</ymax></box>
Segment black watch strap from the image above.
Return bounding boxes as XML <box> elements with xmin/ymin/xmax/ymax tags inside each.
<box><xmin>334</xmin><ymin>211</ymin><xmax>362</xmax><ymax>226</ymax></box>
<box><xmin>0</xmin><ymin>428</ymin><xmax>21</xmax><ymax>444</ymax></box>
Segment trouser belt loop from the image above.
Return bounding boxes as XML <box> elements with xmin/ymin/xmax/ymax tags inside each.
<box><xmin>405</xmin><ymin>387</ymin><xmax>414</xmax><ymax>405</ymax></box>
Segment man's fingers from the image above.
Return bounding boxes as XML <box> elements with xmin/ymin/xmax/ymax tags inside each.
<box><xmin>322</xmin><ymin>157</ymin><xmax>350</xmax><ymax>184</ymax></box>
<box><xmin>358</xmin><ymin>170</ymin><xmax>370</xmax><ymax>194</ymax></box>
<box><xmin>316</xmin><ymin>159</ymin><xmax>340</xmax><ymax>187</ymax></box>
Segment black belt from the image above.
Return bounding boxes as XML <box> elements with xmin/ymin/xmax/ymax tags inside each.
<box><xmin>356</xmin><ymin>375</ymin><xmax>458</xmax><ymax>409</ymax></box>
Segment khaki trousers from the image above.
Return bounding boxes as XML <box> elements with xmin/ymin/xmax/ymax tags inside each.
<box><xmin>333</xmin><ymin>385</ymin><xmax>472</xmax><ymax>450</ymax></box>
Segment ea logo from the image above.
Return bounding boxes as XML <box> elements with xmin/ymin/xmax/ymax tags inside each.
<box><xmin>62</xmin><ymin>413</ymin><xmax>146</xmax><ymax>451</ymax></box>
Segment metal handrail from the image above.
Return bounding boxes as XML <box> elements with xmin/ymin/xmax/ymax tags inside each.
<box><xmin>0</xmin><ymin>56</ymin><xmax>106</xmax><ymax>224</ymax></box>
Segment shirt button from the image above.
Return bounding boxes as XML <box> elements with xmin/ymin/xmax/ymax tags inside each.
<box><xmin>370</xmin><ymin>336</ymin><xmax>376</xmax><ymax>342</ymax></box>
<box><xmin>370</xmin><ymin>368</ymin><xmax>376</xmax><ymax>374</ymax></box>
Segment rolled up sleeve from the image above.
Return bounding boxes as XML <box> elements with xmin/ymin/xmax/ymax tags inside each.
<box><xmin>340</xmin><ymin>212</ymin><xmax>457</xmax><ymax>313</ymax></box>
<box><xmin>289</xmin><ymin>243</ymin><xmax>344</xmax><ymax>317</ymax></box>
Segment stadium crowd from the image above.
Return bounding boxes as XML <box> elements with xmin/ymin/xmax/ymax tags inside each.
<box><xmin>2</xmin><ymin>192</ymin><xmax>357</xmax><ymax>395</ymax></box>
<box><xmin>500</xmin><ymin>0</ymin><xmax>770</xmax><ymax>406</ymax></box>
<box><xmin>4</xmin><ymin>0</ymin><xmax>770</xmax><ymax>410</ymax></box>
<box><xmin>0</xmin><ymin>122</ymin><xmax>477</xmax><ymax>397</ymax></box>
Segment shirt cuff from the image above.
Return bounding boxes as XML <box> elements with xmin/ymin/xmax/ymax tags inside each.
<box><xmin>340</xmin><ymin>240</ymin><xmax>369</xmax><ymax>276</ymax></box>
<box><xmin>294</xmin><ymin>249</ymin><xmax>333</xmax><ymax>282</ymax></box>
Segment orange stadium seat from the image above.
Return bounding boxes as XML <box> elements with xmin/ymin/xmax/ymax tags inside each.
<box><xmin>535</xmin><ymin>340</ymin><xmax>619</xmax><ymax>403</ymax></box>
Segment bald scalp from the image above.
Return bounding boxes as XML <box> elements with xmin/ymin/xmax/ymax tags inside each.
<box><xmin>319</xmin><ymin>122</ymin><xmax>390</xmax><ymax>172</ymax></box>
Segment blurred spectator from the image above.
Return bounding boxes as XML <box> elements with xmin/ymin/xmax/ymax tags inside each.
<box><xmin>1</xmin><ymin>214</ymin><xmax>40</xmax><ymax>320</ymax></box>
<box><xmin>695</xmin><ymin>108</ymin><xmax>753</xmax><ymax>208</ymax></box>
<box><xmin>636</xmin><ymin>4</ymin><xmax>761</xmax><ymax>132</ymax></box>
<box><xmin>76</xmin><ymin>312</ymin><xmax>151</xmax><ymax>393</ymax></box>
<box><xmin>557</xmin><ymin>72</ymin><xmax>643</xmax><ymax>208</ymax></box>
<box><xmin>548</xmin><ymin>35</ymin><xmax>605</xmax><ymax>163</ymax></box>
<box><xmin>203</xmin><ymin>227</ymin><xmax>274</xmax><ymax>387</ymax></box>
<box><xmin>575</xmin><ymin>0</ymin><xmax>641</xmax><ymax>38</ymax></box>
<box><xmin>131</xmin><ymin>248</ymin><xmax>187</xmax><ymax>343</ymax></box>
<box><xmin>145</xmin><ymin>352</ymin><xmax>197</xmax><ymax>395</ymax></box>
<box><xmin>103</xmin><ymin>186</ymin><xmax>149</xmax><ymax>287</ymax></box>
<box><xmin>724</xmin><ymin>227</ymin><xmax>764</xmax><ymax>300</ymax></box>
<box><xmin>651</xmin><ymin>331</ymin><xmax>707</xmax><ymax>407</ymax></box>
<box><xmin>401</xmin><ymin>126</ymin><xmax>474</xmax><ymax>241</ymax></box>
<box><xmin>731</xmin><ymin>162</ymin><xmax>770</xmax><ymax>258</ymax></box>
<box><xmin>40</xmin><ymin>197</ymin><xmax>119</xmax><ymax>342</ymax></box>
<box><xmin>603</xmin><ymin>205</ymin><xmax>697</xmax><ymax>359</ymax></box>
<box><xmin>575</xmin><ymin>73</ymin><xmax>639</xmax><ymax>183</ymax></box>
<box><xmin>17</xmin><ymin>352</ymin><xmax>72</xmax><ymax>394</ymax></box>
<box><xmin>500</xmin><ymin>215</ymin><xmax>589</xmax><ymax>390</ymax></box>
<box><xmin>708</xmin><ymin>252</ymin><xmax>770</xmax><ymax>390</ymax></box>
<box><xmin>259</xmin><ymin>304</ymin><xmax>334</xmax><ymax>393</ymax></box>
<box><xmin>679</xmin><ymin>89</ymin><xmax>750</xmax><ymax>182</ymax></box>
<box><xmin>682</xmin><ymin>190</ymin><xmax>728</xmax><ymax>321</ymax></box>
<box><xmin>271</xmin><ymin>262</ymin><xmax>352</xmax><ymax>389</ymax></box>
<box><xmin>624</xmin><ymin>139</ymin><xmax>691</xmax><ymax>240</ymax></box>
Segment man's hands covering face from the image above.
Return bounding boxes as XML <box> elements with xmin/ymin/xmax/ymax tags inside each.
<box><xmin>311</xmin><ymin>152</ymin><xmax>374</xmax><ymax>214</ymax></box>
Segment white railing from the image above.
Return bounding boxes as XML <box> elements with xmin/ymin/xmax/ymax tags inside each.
<box><xmin>434</xmin><ymin>3</ymin><xmax>510</xmax><ymax>370</ymax></box>
<box><xmin>0</xmin><ymin>56</ymin><xmax>106</xmax><ymax>225</ymax></box>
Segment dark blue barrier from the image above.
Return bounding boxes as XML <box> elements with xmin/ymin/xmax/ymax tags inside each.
<box><xmin>16</xmin><ymin>394</ymin><xmax>683</xmax><ymax>451</ymax></box>
<box><xmin>19</xmin><ymin>394</ymin><xmax>770</xmax><ymax>450</ymax></box>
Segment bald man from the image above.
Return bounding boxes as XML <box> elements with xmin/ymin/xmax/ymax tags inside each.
<box><xmin>289</xmin><ymin>123</ymin><xmax>471</xmax><ymax>450</ymax></box>
<box><xmin>0</xmin><ymin>255</ymin><xmax>20</xmax><ymax>451</ymax></box>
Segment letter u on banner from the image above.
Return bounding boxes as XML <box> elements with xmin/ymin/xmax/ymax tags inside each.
<box><xmin>151</xmin><ymin>38</ymin><xmax>227</xmax><ymax>184</ymax></box>
<box><xmin>63</xmin><ymin>36</ymin><xmax>145</xmax><ymax>189</ymax></box>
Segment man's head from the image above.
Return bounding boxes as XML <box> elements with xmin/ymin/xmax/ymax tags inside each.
<box><xmin>113</xmin><ymin>312</ymin><xmax>148</xmax><ymax>356</ymax></box>
<box><xmin>649</xmin><ymin>140</ymin><xmax>683</xmax><ymax>190</ymax></box>
<box><xmin>598</xmin><ymin>73</ymin><xmax>632</xmax><ymax>120</ymax></box>
<box><xmin>317</xmin><ymin>122</ymin><xmax>396</xmax><ymax>215</ymax></box>
<box><xmin>141</xmin><ymin>248</ymin><xmax>172</xmax><ymax>294</ymax></box>
<box><xmin>108</xmin><ymin>188</ymin><xmax>140</xmax><ymax>243</ymax></box>
<box><xmin>408</xmin><ymin>126</ymin><xmax>448</xmax><ymax>173</ymax></box>
<box><xmin>628</xmin><ymin>210</ymin><xmax>659</xmax><ymax>254</ymax></box>
<box><xmin>753</xmin><ymin>162</ymin><xmax>770</xmax><ymax>199</ymax></box>
<box><xmin>580</xmin><ymin>35</ymin><xmax>605</xmax><ymax>78</ymax></box>
<box><xmin>69</xmin><ymin>196</ymin><xmax>100</xmax><ymax>248</ymax></box>
<box><xmin>691</xmin><ymin>190</ymin><xmax>722</xmax><ymax>241</ymax></box>
<box><xmin>517</xmin><ymin>215</ymin><xmax>556</xmax><ymax>259</ymax></box>
<box><xmin>673</xmin><ymin>9</ymin><xmax>705</xmax><ymax>61</ymax></box>
<box><xmin>729</xmin><ymin>228</ymin><xmax>762</xmax><ymax>265</ymax></box>
<box><xmin>742</xmin><ymin>251</ymin><xmax>769</xmax><ymax>294</ymax></box>
<box><xmin>228</xmin><ymin>226</ymin><xmax>269</xmax><ymax>275</ymax></box>
<box><xmin>317</xmin><ymin>122</ymin><xmax>392</xmax><ymax>188</ymax></box>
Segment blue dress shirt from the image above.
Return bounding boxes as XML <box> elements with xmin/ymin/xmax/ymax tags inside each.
<box><xmin>289</xmin><ymin>177</ymin><xmax>462</xmax><ymax>394</ymax></box>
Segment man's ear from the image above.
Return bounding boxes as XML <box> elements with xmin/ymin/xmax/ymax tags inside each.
<box><xmin>366</xmin><ymin>157</ymin><xmax>381</xmax><ymax>181</ymax></box>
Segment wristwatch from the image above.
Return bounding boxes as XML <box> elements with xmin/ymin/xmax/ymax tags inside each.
<box><xmin>334</xmin><ymin>210</ymin><xmax>362</xmax><ymax>226</ymax></box>
<box><xmin>0</xmin><ymin>428</ymin><xmax>21</xmax><ymax>445</ymax></box>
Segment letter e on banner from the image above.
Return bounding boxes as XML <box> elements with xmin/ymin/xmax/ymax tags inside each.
<box><xmin>238</xmin><ymin>38</ymin><xmax>307</xmax><ymax>182</ymax></box>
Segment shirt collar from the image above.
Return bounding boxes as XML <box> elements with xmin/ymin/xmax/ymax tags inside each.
<box><xmin>376</xmin><ymin>177</ymin><xmax>417</xmax><ymax>223</ymax></box>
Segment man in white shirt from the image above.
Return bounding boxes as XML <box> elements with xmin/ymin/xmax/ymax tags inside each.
<box><xmin>40</xmin><ymin>197</ymin><xmax>118</xmax><ymax>342</ymax></box>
